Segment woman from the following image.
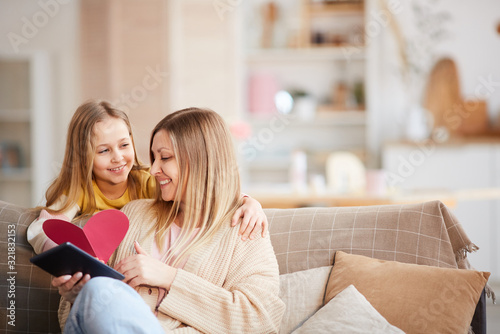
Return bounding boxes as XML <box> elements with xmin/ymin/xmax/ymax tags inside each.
<box><xmin>54</xmin><ymin>107</ymin><xmax>285</xmax><ymax>333</ymax></box>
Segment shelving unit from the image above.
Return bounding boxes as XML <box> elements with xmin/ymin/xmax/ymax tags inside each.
<box><xmin>0</xmin><ymin>59</ymin><xmax>32</xmax><ymax>207</ymax></box>
<box><xmin>0</xmin><ymin>53</ymin><xmax>53</xmax><ymax>207</ymax></box>
<box><xmin>240</xmin><ymin>0</ymin><xmax>367</xmax><ymax>188</ymax></box>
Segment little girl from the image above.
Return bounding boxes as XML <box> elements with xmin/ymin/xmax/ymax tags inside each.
<box><xmin>27</xmin><ymin>100</ymin><xmax>267</xmax><ymax>254</ymax></box>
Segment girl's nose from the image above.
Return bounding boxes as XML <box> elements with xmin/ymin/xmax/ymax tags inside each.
<box><xmin>111</xmin><ymin>151</ymin><xmax>122</xmax><ymax>163</ymax></box>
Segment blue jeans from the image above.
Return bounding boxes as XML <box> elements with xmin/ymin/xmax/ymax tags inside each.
<box><xmin>64</xmin><ymin>277</ymin><xmax>165</xmax><ymax>334</ymax></box>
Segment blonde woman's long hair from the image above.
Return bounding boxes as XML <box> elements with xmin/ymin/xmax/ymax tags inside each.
<box><xmin>40</xmin><ymin>100</ymin><xmax>148</xmax><ymax>218</ymax></box>
<box><xmin>149</xmin><ymin>107</ymin><xmax>242</xmax><ymax>267</ymax></box>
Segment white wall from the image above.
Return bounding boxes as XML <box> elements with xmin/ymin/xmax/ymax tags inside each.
<box><xmin>0</xmin><ymin>0</ymin><xmax>80</xmax><ymax>203</ymax></box>
<box><xmin>168</xmin><ymin>0</ymin><xmax>240</xmax><ymax>120</ymax></box>
<box><xmin>376</xmin><ymin>0</ymin><xmax>500</xmax><ymax>282</ymax></box>
<box><xmin>368</xmin><ymin>0</ymin><xmax>500</xmax><ymax>161</ymax></box>
<box><xmin>437</xmin><ymin>0</ymin><xmax>500</xmax><ymax>120</ymax></box>
<box><xmin>1</xmin><ymin>0</ymin><xmax>498</xmax><ymax>199</ymax></box>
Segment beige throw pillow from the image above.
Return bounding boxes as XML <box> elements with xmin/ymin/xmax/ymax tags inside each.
<box><xmin>325</xmin><ymin>251</ymin><xmax>490</xmax><ymax>334</ymax></box>
<box><xmin>293</xmin><ymin>285</ymin><xmax>404</xmax><ymax>334</ymax></box>
<box><xmin>278</xmin><ymin>266</ymin><xmax>332</xmax><ymax>334</ymax></box>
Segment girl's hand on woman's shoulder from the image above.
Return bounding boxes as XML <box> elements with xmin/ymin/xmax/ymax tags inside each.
<box><xmin>114</xmin><ymin>241</ymin><xmax>177</xmax><ymax>290</ymax></box>
<box><xmin>231</xmin><ymin>196</ymin><xmax>269</xmax><ymax>241</ymax></box>
<box><xmin>52</xmin><ymin>272</ymin><xmax>91</xmax><ymax>304</ymax></box>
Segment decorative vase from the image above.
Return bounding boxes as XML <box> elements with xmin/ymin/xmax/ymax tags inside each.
<box><xmin>405</xmin><ymin>105</ymin><xmax>433</xmax><ymax>142</ymax></box>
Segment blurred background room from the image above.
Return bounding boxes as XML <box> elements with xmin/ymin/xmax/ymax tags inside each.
<box><xmin>1</xmin><ymin>0</ymin><xmax>500</xmax><ymax>297</ymax></box>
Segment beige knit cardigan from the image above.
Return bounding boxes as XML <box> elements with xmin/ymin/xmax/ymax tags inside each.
<box><xmin>59</xmin><ymin>199</ymin><xmax>285</xmax><ymax>333</ymax></box>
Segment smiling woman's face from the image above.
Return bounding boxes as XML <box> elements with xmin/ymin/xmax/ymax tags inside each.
<box><xmin>150</xmin><ymin>129</ymin><xmax>180</xmax><ymax>202</ymax></box>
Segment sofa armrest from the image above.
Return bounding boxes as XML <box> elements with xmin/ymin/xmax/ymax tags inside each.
<box><xmin>471</xmin><ymin>289</ymin><xmax>487</xmax><ymax>334</ymax></box>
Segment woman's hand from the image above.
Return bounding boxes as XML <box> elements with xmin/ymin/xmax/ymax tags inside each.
<box><xmin>232</xmin><ymin>196</ymin><xmax>268</xmax><ymax>241</ymax></box>
<box><xmin>52</xmin><ymin>272</ymin><xmax>91</xmax><ymax>304</ymax></box>
<box><xmin>115</xmin><ymin>241</ymin><xmax>177</xmax><ymax>290</ymax></box>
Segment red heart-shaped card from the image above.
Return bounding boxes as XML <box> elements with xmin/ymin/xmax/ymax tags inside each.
<box><xmin>43</xmin><ymin>209</ymin><xmax>129</xmax><ymax>262</ymax></box>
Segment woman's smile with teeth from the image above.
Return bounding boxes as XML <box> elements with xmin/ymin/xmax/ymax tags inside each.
<box><xmin>159</xmin><ymin>179</ymin><xmax>171</xmax><ymax>185</ymax></box>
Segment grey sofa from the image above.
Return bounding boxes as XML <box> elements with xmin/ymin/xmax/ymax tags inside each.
<box><xmin>0</xmin><ymin>199</ymin><xmax>489</xmax><ymax>333</ymax></box>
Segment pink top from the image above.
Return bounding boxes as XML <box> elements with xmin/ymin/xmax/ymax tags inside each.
<box><xmin>151</xmin><ymin>223</ymin><xmax>199</xmax><ymax>315</ymax></box>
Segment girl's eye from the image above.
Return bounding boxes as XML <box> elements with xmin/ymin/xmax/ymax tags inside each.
<box><xmin>121</xmin><ymin>143</ymin><xmax>130</xmax><ymax>148</ymax></box>
<box><xmin>98</xmin><ymin>149</ymin><xmax>109</xmax><ymax>154</ymax></box>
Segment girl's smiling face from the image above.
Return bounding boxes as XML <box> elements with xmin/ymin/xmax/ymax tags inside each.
<box><xmin>92</xmin><ymin>117</ymin><xmax>135</xmax><ymax>198</ymax></box>
<box><xmin>150</xmin><ymin>129</ymin><xmax>179</xmax><ymax>202</ymax></box>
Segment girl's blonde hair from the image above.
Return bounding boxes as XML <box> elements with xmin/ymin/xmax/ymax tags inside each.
<box><xmin>41</xmin><ymin>99</ymin><xmax>148</xmax><ymax>217</ymax></box>
<box><xmin>149</xmin><ymin>107</ymin><xmax>242</xmax><ymax>266</ymax></box>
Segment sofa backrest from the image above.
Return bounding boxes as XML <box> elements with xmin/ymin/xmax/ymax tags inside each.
<box><xmin>1</xmin><ymin>200</ymin><xmax>61</xmax><ymax>333</ymax></box>
<box><xmin>265</xmin><ymin>200</ymin><xmax>472</xmax><ymax>275</ymax></box>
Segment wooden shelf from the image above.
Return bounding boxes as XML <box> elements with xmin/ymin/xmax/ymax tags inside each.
<box><xmin>314</xmin><ymin>110</ymin><xmax>365</xmax><ymax>124</ymax></box>
<box><xmin>300</xmin><ymin>0</ymin><xmax>365</xmax><ymax>48</ymax></box>
<box><xmin>0</xmin><ymin>167</ymin><xmax>31</xmax><ymax>182</ymax></box>
<box><xmin>308</xmin><ymin>2</ymin><xmax>364</xmax><ymax>15</ymax></box>
<box><xmin>248</xmin><ymin>188</ymin><xmax>461</xmax><ymax>209</ymax></box>
<box><xmin>247</xmin><ymin>111</ymin><xmax>366</xmax><ymax>126</ymax></box>
<box><xmin>309</xmin><ymin>43</ymin><xmax>364</xmax><ymax>49</ymax></box>
<box><xmin>0</xmin><ymin>109</ymin><xmax>31</xmax><ymax>122</ymax></box>
<box><xmin>247</xmin><ymin>46</ymin><xmax>365</xmax><ymax>62</ymax></box>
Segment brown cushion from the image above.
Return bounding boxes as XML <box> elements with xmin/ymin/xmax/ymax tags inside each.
<box><xmin>325</xmin><ymin>251</ymin><xmax>489</xmax><ymax>334</ymax></box>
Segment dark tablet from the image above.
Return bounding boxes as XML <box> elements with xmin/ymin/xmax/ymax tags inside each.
<box><xmin>30</xmin><ymin>242</ymin><xmax>125</xmax><ymax>280</ymax></box>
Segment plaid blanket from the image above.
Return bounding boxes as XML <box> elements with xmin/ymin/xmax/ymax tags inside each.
<box><xmin>266</xmin><ymin>200</ymin><xmax>494</xmax><ymax>301</ymax></box>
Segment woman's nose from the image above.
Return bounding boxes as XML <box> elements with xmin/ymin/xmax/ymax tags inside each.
<box><xmin>150</xmin><ymin>158</ymin><xmax>160</xmax><ymax>175</ymax></box>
